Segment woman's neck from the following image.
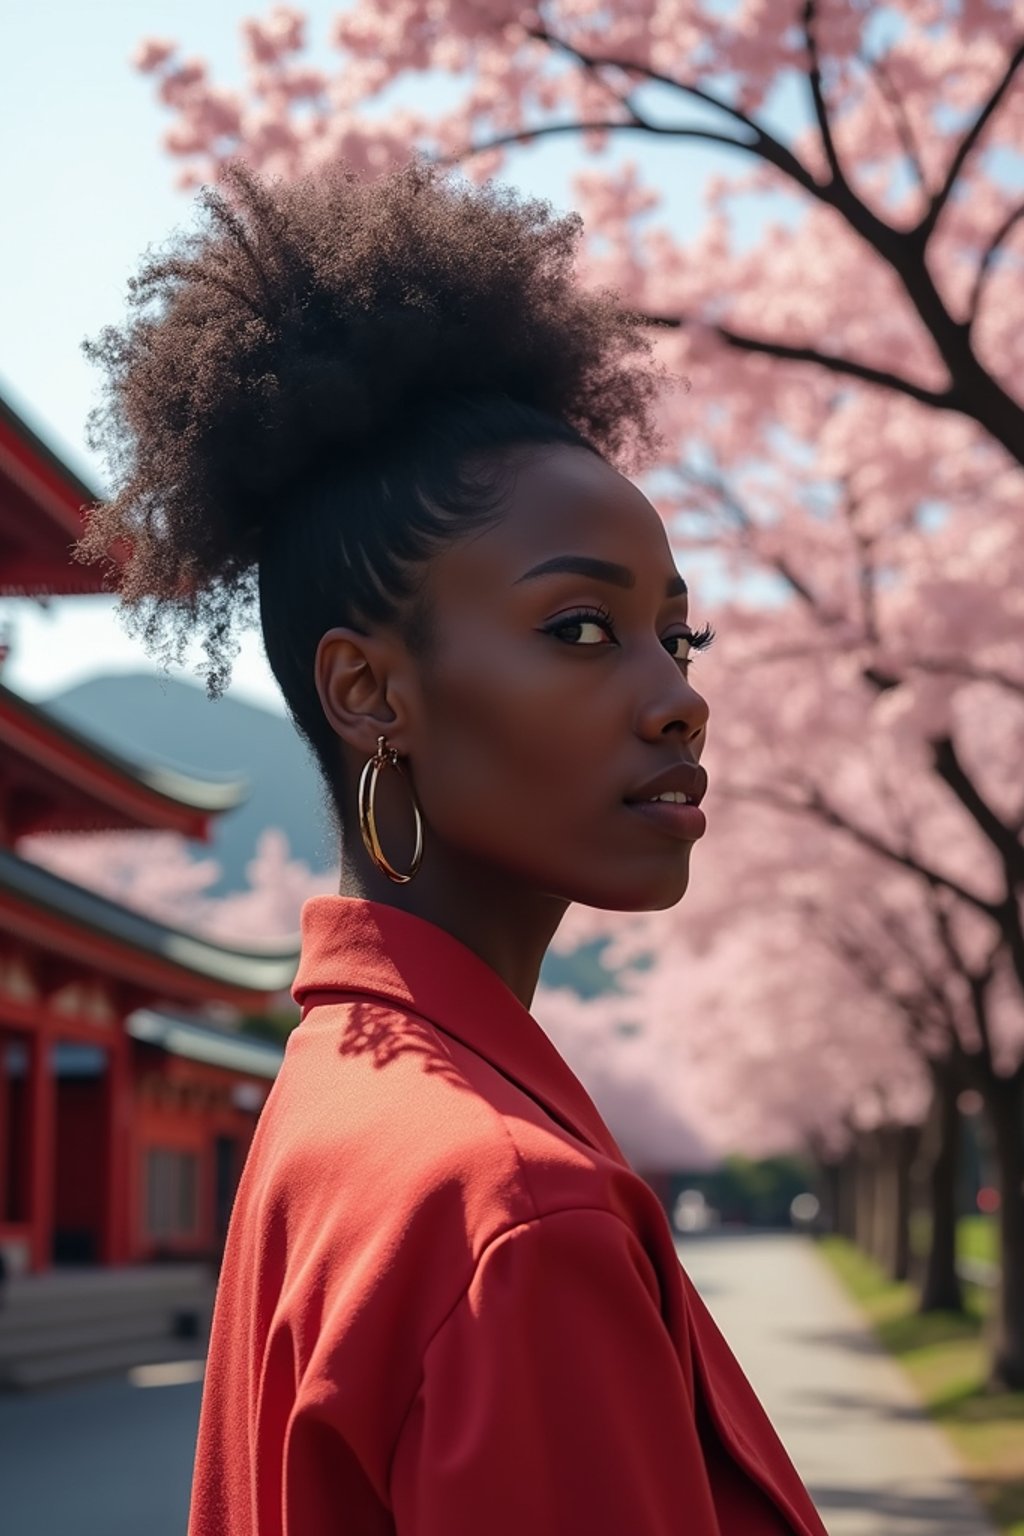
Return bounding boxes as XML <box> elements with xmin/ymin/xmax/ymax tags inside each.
<box><xmin>336</xmin><ymin>844</ymin><xmax>570</xmax><ymax>1009</ymax></box>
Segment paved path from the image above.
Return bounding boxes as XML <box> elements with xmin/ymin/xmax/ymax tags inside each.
<box><xmin>678</xmin><ymin>1229</ymin><xmax>996</xmax><ymax>1536</ymax></box>
<box><xmin>0</xmin><ymin>1362</ymin><xmax>203</xmax><ymax>1536</ymax></box>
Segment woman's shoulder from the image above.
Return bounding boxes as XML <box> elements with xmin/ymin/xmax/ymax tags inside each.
<box><xmin>256</xmin><ymin>992</ymin><xmax>637</xmax><ymax>1258</ymax></box>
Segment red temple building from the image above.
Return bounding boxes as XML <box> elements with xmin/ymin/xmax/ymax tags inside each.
<box><xmin>0</xmin><ymin>388</ymin><xmax>299</xmax><ymax>1321</ymax></box>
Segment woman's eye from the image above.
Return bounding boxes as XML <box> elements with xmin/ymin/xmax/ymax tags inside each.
<box><xmin>546</xmin><ymin>609</ymin><xmax>616</xmax><ymax>645</ymax></box>
<box><xmin>666</xmin><ymin>622</ymin><xmax>716</xmax><ymax>667</ymax></box>
<box><xmin>556</xmin><ymin>619</ymin><xmax>612</xmax><ymax>645</ymax></box>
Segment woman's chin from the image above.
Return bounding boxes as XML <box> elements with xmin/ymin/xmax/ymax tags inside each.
<box><xmin>563</xmin><ymin>860</ymin><xmax>693</xmax><ymax>914</ymax></box>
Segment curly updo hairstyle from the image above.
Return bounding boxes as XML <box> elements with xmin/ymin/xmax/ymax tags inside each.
<box><xmin>74</xmin><ymin>157</ymin><xmax>665</xmax><ymax>826</ymax></box>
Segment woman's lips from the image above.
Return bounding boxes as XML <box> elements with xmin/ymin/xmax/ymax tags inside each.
<box><xmin>625</xmin><ymin>799</ymin><xmax>707</xmax><ymax>841</ymax></box>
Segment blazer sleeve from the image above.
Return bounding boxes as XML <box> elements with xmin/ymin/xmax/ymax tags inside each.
<box><xmin>388</xmin><ymin>1206</ymin><xmax>722</xmax><ymax>1535</ymax></box>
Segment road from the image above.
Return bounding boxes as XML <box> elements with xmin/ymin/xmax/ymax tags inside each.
<box><xmin>0</xmin><ymin>1360</ymin><xmax>203</xmax><ymax>1536</ymax></box>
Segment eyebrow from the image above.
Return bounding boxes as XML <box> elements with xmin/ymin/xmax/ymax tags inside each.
<box><xmin>513</xmin><ymin>554</ymin><xmax>687</xmax><ymax>598</ymax></box>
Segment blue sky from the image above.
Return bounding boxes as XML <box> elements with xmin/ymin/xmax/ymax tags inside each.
<box><xmin>1</xmin><ymin>1</ymin><xmax>804</xmax><ymax>711</ymax></box>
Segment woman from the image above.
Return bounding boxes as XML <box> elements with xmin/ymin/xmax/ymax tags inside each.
<box><xmin>76</xmin><ymin>160</ymin><xmax>828</xmax><ymax>1536</ymax></box>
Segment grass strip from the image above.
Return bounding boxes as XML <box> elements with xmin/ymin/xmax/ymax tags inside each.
<box><xmin>817</xmin><ymin>1236</ymin><xmax>1024</xmax><ymax>1535</ymax></box>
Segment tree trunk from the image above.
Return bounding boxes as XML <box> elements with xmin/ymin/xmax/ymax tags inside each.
<box><xmin>889</xmin><ymin>1124</ymin><xmax>918</xmax><ymax>1284</ymax></box>
<box><xmin>854</xmin><ymin>1132</ymin><xmax>878</xmax><ymax>1256</ymax></box>
<box><xmin>918</xmin><ymin>1067</ymin><xmax>964</xmax><ymax>1314</ymax></box>
<box><xmin>836</xmin><ymin>1152</ymin><xmax>857</xmax><ymax>1240</ymax></box>
<box><xmin>869</xmin><ymin>1123</ymin><xmax>918</xmax><ymax>1282</ymax></box>
<box><xmin>818</xmin><ymin>1160</ymin><xmax>842</xmax><ymax>1235</ymax></box>
<box><xmin>985</xmin><ymin>1072</ymin><xmax>1024</xmax><ymax>1390</ymax></box>
<box><xmin>871</xmin><ymin>1128</ymin><xmax>897</xmax><ymax>1274</ymax></box>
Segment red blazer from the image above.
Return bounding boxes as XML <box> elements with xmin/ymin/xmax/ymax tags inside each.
<box><xmin>188</xmin><ymin>896</ymin><xmax>828</xmax><ymax>1536</ymax></box>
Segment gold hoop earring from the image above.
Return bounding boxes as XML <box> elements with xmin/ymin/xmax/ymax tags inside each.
<box><xmin>357</xmin><ymin>735</ymin><xmax>424</xmax><ymax>883</ymax></box>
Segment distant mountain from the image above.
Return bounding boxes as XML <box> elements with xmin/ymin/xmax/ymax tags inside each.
<box><xmin>47</xmin><ymin>673</ymin><xmax>337</xmax><ymax>896</ymax></box>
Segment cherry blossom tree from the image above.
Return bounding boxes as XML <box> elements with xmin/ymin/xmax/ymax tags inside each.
<box><xmin>658</xmin><ymin>531</ymin><xmax>1024</xmax><ymax>1379</ymax></box>
<box><xmin>134</xmin><ymin>2</ymin><xmax>1024</xmax><ymax>473</ymax></box>
<box><xmin>19</xmin><ymin>825</ymin><xmax>335</xmax><ymax>944</ymax></box>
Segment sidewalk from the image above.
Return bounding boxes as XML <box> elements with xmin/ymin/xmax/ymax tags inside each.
<box><xmin>678</xmin><ymin>1229</ymin><xmax>996</xmax><ymax>1536</ymax></box>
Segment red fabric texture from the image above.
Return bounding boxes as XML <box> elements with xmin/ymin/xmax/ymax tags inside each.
<box><xmin>187</xmin><ymin>896</ymin><xmax>829</xmax><ymax>1536</ymax></box>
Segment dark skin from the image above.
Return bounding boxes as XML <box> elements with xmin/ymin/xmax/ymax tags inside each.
<box><xmin>315</xmin><ymin>442</ymin><xmax>710</xmax><ymax>1010</ymax></box>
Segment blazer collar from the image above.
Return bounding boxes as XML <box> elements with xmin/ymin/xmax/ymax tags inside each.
<box><xmin>292</xmin><ymin>895</ymin><xmax>628</xmax><ymax>1166</ymax></box>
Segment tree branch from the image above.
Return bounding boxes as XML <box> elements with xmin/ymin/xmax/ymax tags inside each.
<box><xmin>931</xmin><ymin>735</ymin><xmax>1024</xmax><ymax>886</ymax></box>
<box><xmin>525</xmin><ymin>24</ymin><xmax>826</xmax><ymax>199</ymax></box>
<box><xmin>918</xmin><ymin>35</ymin><xmax>1024</xmax><ymax>242</ymax></box>
<box><xmin>802</xmin><ymin>0</ymin><xmax>846</xmax><ymax>189</ymax></box>
<box><xmin>914</xmin><ymin>656</ymin><xmax>1024</xmax><ymax>698</ymax></box>
<box><xmin>440</xmin><ymin>116</ymin><xmax>755</xmax><ymax>168</ymax></box>
<box><xmin>721</xmin><ymin>780</ymin><xmax>1002</xmax><ymax>921</ymax></box>
<box><xmin>859</xmin><ymin>47</ymin><xmax>930</xmax><ymax>194</ymax></box>
<box><xmin>645</xmin><ymin>315</ymin><xmax>960</xmax><ymax>410</ymax></box>
<box><xmin>967</xmin><ymin>970</ymin><xmax>998</xmax><ymax>1067</ymax></box>
<box><xmin>713</xmin><ymin>324</ymin><xmax>960</xmax><ymax>407</ymax></box>
<box><xmin>923</xmin><ymin>884</ymin><xmax>996</xmax><ymax>1062</ymax></box>
<box><xmin>822</xmin><ymin>906</ymin><xmax>950</xmax><ymax>1044</ymax></box>
<box><xmin>838</xmin><ymin>478</ymin><xmax>883</xmax><ymax>644</ymax></box>
<box><xmin>471</xmin><ymin>20</ymin><xmax>1022</xmax><ymax>459</ymax></box>
<box><xmin>671</xmin><ymin>465</ymin><xmax>826</xmax><ymax>611</ymax></box>
<box><xmin>967</xmin><ymin>197</ymin><xmax>1024</xmax><ymax>331</ymax></box>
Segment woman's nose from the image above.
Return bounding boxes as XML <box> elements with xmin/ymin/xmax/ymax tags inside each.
<box><xmin>635</xmin><ymin>660</ymin><xmax>710</xmax><ymax>745</ymax></box>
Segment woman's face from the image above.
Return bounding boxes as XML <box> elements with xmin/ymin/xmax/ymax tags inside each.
<box><xmin>404</xmin><ymin>442</ymin><xmax>710</xmax><ymax>912</ymax></box>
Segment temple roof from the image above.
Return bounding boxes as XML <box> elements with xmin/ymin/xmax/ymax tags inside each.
<box><xmin>127</xmin><ymin>1007</ymin><xmax>285</xmax><ymax>1080</ymax></box>
<box><xmin>0</xmin><ymin>680</ymin><xmax>247</xmax><ymax>840</ymax></box>
<box><xmin>0</xmin><ymin>389</ymin><xmax>119</xmax><ymax>597</ymax></box>
<box><xmin>0</xmin><ymin>846</ymin><xmax>299</xmax><ymax>1009</ymax></box>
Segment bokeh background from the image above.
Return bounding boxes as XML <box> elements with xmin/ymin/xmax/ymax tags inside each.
<box><xmin>1</xmin><ymin>3</ymin><xmax>1022</xmax><ymax>1533</ymax></box>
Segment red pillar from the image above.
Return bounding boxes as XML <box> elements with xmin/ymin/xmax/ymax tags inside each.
<box><xmin>101</xmin><ymin>1025</ymin><xmax>133</xmax><ymax>1265</ymax></box>
<box><xmin>0</xmin><ymin>1028</ymin><xmax>9</xmax><ymax>1219</ymax></box>
<box><xmin>28</xmin><ymin>1024</ymin><xmax>54</xmax><ymax>1273</ymax></box>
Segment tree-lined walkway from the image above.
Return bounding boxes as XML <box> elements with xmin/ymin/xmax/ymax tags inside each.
<box><xmin>680</xmin><ymin>1229</ymin><xmax>995</xmax><ymax>1535</ymax></box>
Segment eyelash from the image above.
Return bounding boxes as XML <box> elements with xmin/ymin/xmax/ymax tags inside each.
<box><xmin>544</xmin><ymin>604</ymin><xmax>717</xmax><ymax>666</ymax></box>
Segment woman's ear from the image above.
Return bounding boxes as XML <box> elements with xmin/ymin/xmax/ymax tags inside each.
<box><xmin>314</xmin><ymin>626</ymin><xmax>410</xmax><ymax>758</ymax></box>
